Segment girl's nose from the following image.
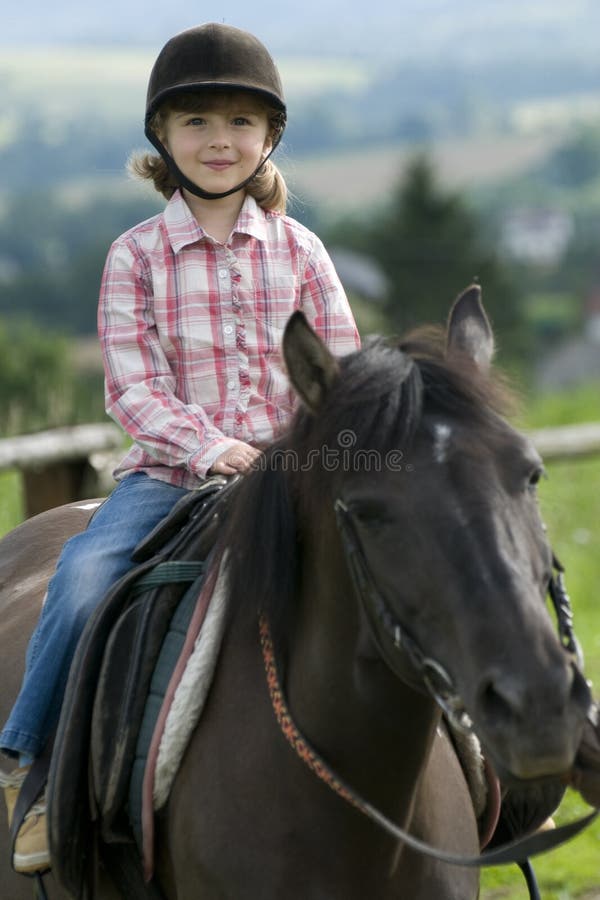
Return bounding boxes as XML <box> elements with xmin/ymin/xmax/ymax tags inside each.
<box><xmin>208</xmin><ymin>126</ymin><xmax>230</xmax><ymax>148</ymax></box>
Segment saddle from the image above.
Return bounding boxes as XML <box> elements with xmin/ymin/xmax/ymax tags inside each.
<box><xmin>45</xmin><ymin>474</ymin><xmax>240</xmax><ymax>900</ymax></box>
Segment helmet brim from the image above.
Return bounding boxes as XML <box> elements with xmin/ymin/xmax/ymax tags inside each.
<box><xmin>145</xmin><ymin>82</ymin><xmax>287</xmax><ymax>127</ymax></box>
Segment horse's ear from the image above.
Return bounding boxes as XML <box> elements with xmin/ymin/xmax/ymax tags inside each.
<box><xmin>283</xmin><ymin>311</ymin><xmax>339</xmax><ymax>413</ymax></box>
<box><xmin>446</xmin><ymin>284</ymin><xmax>495</xmax><ymax>372</ymax></box>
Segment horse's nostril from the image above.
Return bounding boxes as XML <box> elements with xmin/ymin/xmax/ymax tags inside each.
<box><xmin>478</xmin><ymin>679</ymin><xmax>521</xmax><ymax>726</ymax></box>
<box><xmin>570</xmin><ymin>664</ymin><xmax>592</xmax><ymax>713</ymax></box>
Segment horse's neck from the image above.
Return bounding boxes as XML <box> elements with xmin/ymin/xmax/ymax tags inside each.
<box><xmin>286</xmin><ymin>534</ymin><xmax>441</xmax><ymax>824</ymax></box>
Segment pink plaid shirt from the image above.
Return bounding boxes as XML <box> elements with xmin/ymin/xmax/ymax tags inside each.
<box><xmin>99</xmin><ymin>190</ymin><xmax>360</xmax><ymax>488</ymax></box>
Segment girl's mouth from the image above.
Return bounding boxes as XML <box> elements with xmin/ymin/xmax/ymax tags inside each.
<box><xmin>204</xmin><ymin>160</ymin><xmax>234</xmax><ymax>171</ymax></box>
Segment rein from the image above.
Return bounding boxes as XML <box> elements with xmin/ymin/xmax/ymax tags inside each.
<box><xmin>258</xmin><ymin>496</ymin><xmax>599</xmax><ymax>880</ymax></box>
<box><xmin>259</xmin><ymin>615</ymin><xmax>597</xmax><ymax>869</ymax></box>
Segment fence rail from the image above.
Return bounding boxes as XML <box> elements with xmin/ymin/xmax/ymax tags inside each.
<box><xmin>0</xmin><ymin>421</ymin><xmax>598</xmax><ymax>519</ymax></box>
<box><xmin>0</xmin><ymin>423</ymin><xmax>123</xmax><ymax>517</ymax></box>
<box><xmin>530</xmin><ymin>422</ymin><xmax>600</xmax><ymax>462</ymax></box>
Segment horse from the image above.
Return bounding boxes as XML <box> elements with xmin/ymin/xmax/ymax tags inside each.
<box><xmin>0</xmin><ymin>285</ymin><xmax>592</xmax><ymax>900</ymax></box>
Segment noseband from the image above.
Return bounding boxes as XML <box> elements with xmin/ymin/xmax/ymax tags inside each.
<box><xmin>333</xmin><ymin>498</ymin><xmax>582</xmax><ymax>733</ymax></box>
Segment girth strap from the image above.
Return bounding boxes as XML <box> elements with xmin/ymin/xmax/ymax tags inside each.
<box><xmin>129</xmin><ymin>561</ymin><xmax>205</xmax><ymax>596</ymax></box>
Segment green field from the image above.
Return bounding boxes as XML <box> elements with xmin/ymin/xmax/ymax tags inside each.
<box><xmin>0</xmin><ymin>383</ymin><xmax>598</xmax><ymax>896</ymax></box>
<box><xmin>0</xmin><ymin>46</ymin><xmax>367</xmax><ymax>135</ymax></box>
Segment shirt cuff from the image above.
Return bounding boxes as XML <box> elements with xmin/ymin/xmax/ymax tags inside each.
<box><xmin>187</xmin><ymin>438</ymin><xmax>240</xmax><ymax>479</ymax></box>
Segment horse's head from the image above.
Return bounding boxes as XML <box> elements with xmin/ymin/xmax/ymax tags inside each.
<box><xmin>282</xmin><ymin>285</ymin><xmax>591</xmax><ymax>784</ymax></box>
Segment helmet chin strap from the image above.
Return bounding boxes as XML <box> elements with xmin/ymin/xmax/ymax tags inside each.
<box><xmin>144</xmin><ymin>127</ymin><xmax>280</xmax><ymax>201</ymax></box>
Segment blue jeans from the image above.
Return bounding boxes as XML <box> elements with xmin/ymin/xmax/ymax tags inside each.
<box><xmin>0</xmin><ymin>473</ymin><xmax>190</xmax><ymax>759</ymax></box>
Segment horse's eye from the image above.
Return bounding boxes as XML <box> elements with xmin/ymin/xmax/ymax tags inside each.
<box><xmin>528</xmin><ymin>465</ymin><xmax>546</xmax><ymax>490</ymax></box>
<box><xmin>348</xmin><ymin>500</ymin><xmax>392</xmax><ymax>528</ymax></box>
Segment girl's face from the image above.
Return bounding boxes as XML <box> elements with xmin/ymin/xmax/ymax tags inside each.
<box><xmin>163</xmin><ymin>92</ymin><xmax>273</xmax><ymax>197</ymax></box>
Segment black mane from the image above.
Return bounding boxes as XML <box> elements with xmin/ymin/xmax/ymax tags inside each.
<box><xmin>219</xmin><ymin>326</ymin><xmax>513</xmax><ymax>653</ymax></box>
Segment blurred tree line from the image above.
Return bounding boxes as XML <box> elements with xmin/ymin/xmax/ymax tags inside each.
<box><xmin>0</xmin><ymin>319</ymin><xmax>105</xmax><ymax>436</ymax></box>
<box><xmin>0</xmin><ymin>190</ymin><xmax>160</xmax><ymax>334</ymax></box>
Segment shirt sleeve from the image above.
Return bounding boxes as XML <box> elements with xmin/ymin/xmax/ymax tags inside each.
<box><xmin>299</xmin><ymin>234</ymin><xmax>361</xmax><ymax>356</ymax></box>
<box><xmin>98</xmin><ymin>238</ymin><xmax>237</xmax><ymax>478</ymax></box>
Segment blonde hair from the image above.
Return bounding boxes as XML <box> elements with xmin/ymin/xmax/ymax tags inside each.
<box><xmin>128</xmin><ymin>91</ymin><xmax>288</xmax><ymax>214</ymax></box>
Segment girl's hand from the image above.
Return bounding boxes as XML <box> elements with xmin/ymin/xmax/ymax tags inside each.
<box><xmin>209</xmin><ymin>441</ymin><xmax>262</xmax><ymax>475</ymax></box>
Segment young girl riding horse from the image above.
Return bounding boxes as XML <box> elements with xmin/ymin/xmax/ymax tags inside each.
<box><xmin>0</xmin><ymin>22</ymin><xmax>359</xmax><ymax>873</ymax></box>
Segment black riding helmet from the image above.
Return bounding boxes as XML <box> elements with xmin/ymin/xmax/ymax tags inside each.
<box><xmin>145</xmin><ymin>23</ymin><xmax>287</xmax><ymax>201</ymax></box>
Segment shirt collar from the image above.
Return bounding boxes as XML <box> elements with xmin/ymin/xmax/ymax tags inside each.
<box><xmin>164</xmin><ymin>190</ymin><xmax>269</xmax><ymax>253</ymax></box>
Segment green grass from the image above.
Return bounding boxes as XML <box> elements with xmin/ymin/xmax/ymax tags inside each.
<box><xmin>523</xmin><ymin>382</ymin><xmax>600</xmax><ymax>431</ymax></box>
<box><xmin>0</xmin><ymin>469</ymin><xmax>22</xmax><ymax>536</ymax></box>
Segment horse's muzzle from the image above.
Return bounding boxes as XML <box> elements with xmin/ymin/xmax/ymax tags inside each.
<box><xmin>474</xmin><ymin>660</ymin><xmax>592</xmax><ymax>780</ymax></box>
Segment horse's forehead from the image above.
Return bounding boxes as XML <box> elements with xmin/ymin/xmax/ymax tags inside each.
<box><xmin>426</xmin><ymin>414</ymin><xmax>528</xmax><ymax>466</ymax></box>
<box><xmin>433</xmin><ymin>422</ymin><xmax>453</xmax><ymax>464</ymax></box>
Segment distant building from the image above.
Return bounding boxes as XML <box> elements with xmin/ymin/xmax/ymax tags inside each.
<box><xmin>536</xmin><ymin>282</ymin><xmax>600</xmax><ymax>389</ymax></box>
<box><xmin>329</xmin><ymin>248</ymin><xmax>387</xmax><ymax>303</ymax></box>
<box><xmin>501</xmin><ymin>208</ymin><xmax>574</xmax><ymax>266</ymax></box>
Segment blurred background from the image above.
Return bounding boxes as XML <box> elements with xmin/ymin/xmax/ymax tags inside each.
<box><xmin>1</xmin><ymin>0</ymin><xmax>600</xmax><ymax>429</ymax></box>
<box><xmin>1</xmin><ymin>4</ymin><xmax>599</xmax><ymax>895</ymax></box>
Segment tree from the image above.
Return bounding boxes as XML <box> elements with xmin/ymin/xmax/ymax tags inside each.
<box><xmin>325</xmin><ymin>154</ymin><xmax>526</xmax><ymax>358</ymax></box>
<box><xmin>0</xmin><ymin>319</ymin><xmax>74</xmax><ymax>434</ymax></box>
<box><xmin>366</xmin><ymin>155</ymin><xmax>523</xmax><ymax>347</ymax></box>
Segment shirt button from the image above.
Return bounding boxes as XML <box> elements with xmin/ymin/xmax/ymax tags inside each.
<box><xmin>227</xmin><ymin>379</ymin><xmax>237</xmax><ymax>390</ymax></box>
<box><xmin>223</xmin><ymin>325</ymin><xmax>233</xmax><ymax>335</ymax></box>
<box><xmin>218</xmin><ymin>269</ymin><xmax>229</xmax><ymax>279</ymax></box>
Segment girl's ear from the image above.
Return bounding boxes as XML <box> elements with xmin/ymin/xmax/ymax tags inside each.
<box><xmin>154</xmin><ymin>112</ymin><xmax>171</xmax><ymax>154</ymax></box>
<box><xmin>262</xmin><ymin>133</ymin><xmax>274</xmax><ymax>158</ymax></box>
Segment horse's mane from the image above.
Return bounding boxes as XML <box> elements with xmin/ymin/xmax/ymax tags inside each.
<box><xmin>219</xmin><ymin>325</ymin><xmax>514</xmax><ymax>656</ymax></box>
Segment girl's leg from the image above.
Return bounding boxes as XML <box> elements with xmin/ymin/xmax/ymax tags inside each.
<box><xmin>0</xmin><ymin>473</ymin><xmax>190</xmax><ymax>760</ymax></box>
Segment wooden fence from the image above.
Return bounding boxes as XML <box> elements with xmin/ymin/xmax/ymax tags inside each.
<box><xmin>0</xmin><ymin>421</ymin><xmax>599</xmax><ymax>520</ymax></box>
<box><xmin>0</xmin><ymin>423</ymin><xmax>123</xmax><ymax>517</ymax></box>
<box><xmin>528</xmin><ymin>422</ymin><xmax>600</xmax><ymax>462</ymax></box>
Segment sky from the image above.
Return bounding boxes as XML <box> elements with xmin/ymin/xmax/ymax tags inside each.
<box><xmin>4</xmin><ymin>0</ymin><xmax>600</xmax><ymax>63</ymax></box>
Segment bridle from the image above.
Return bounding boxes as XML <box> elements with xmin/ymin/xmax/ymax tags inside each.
<box><xmin>333</xmin><ymin>497</ymin><xmax>583</xmax><ymax>735</ymax></box>
<box><xmin>334</xmin><ymin>497</ymin><xmax>473</xmax><ymax>733</ymax></box>
<box><xmin>259</xmin><ymin>493</ymin><xmax>598</xmax><ymax>892</ymax></box>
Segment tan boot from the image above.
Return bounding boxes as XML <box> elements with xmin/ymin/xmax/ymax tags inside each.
<box><xmin>1</xmin><ymin>766</ymin><xmax>50</xmax><ymax>873</ymax></box>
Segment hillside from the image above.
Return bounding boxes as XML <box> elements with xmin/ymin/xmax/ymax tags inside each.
<box><xmin>287</xmin><ymin>134</ymin><xmax>564</xmax><ymax>214</ymax></box>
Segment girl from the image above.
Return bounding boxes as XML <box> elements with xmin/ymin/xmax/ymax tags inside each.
<box><xmin>1</xmin><ymin>22</ymin><xmax>359</xmax><ymax>873</ymax></box>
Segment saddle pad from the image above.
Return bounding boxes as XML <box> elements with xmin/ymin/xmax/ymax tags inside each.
<box><xmin>127</xmin><ymin>582</ymin><xmax>200</xmax><ymax>849</ymax></box>
<box><xmin>127</xmin><ymin>553</ymin><xmax>229</xmax><ymax>872</ymax></box>
<box><xmin>154</xmin><ymin>558</ymin><xmax>229</xmax><ymax>809</ymax></box>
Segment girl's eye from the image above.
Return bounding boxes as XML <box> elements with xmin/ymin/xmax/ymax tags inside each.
<box><xmin>232</xmin><ymin>117</ymin><xmax>252</xmax><ymax>126</ymax></box>
<box><xmin>186</xmin><ymin>117</ymin><xmax>206</xmax><ymax>127</ymax></box>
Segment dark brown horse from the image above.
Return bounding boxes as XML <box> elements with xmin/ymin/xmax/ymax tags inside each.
<box><xmin>0</xmin><ymin>286</ymin><xmax>592</xmax><ymax>899</ymax></box>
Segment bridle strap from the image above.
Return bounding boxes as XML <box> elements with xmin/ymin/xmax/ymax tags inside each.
<box><xmin>334</xmin><ymin>498</ymin><xmax>473</xmax><ymax>733</ymax></box>
<box><xmin>259</xmin><ymin>614</ymin><xmax>598</xmax><ymax>869</ymax></box>
<box><xmin>334</xmin><ymin>498</ymin><xmax>585</xmax><ymax>734</ymax></box>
